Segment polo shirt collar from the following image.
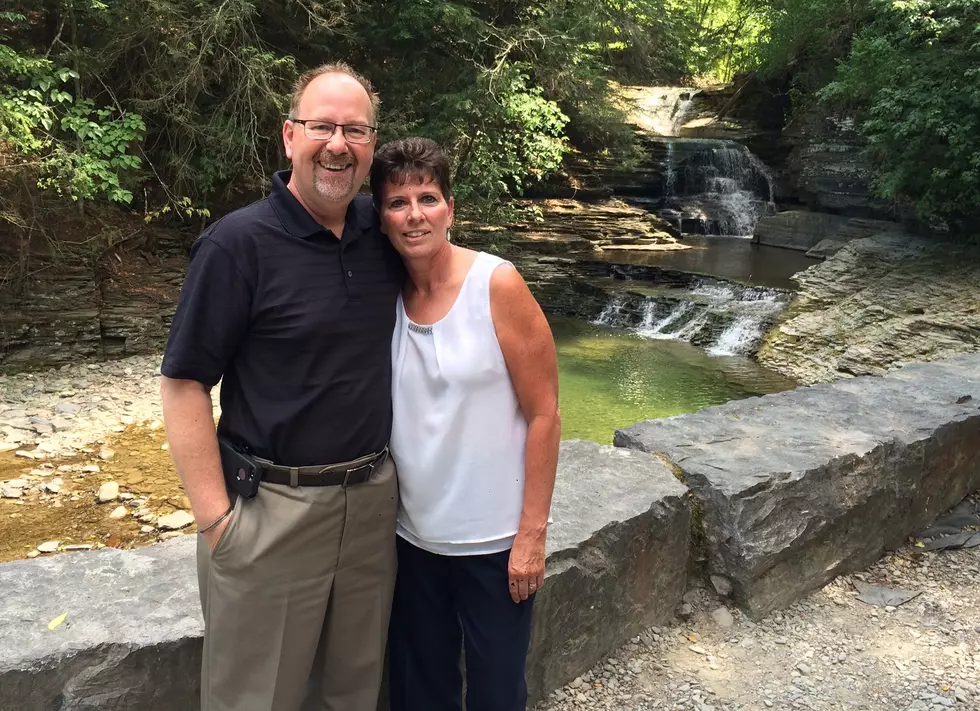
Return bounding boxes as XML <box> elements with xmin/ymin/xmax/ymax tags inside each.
<box><xmin>269</xmin><ymin>170</ymin><xmax>368</xmax><ymax>242</ymax></box>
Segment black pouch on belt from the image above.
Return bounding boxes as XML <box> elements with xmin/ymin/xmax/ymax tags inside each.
<box><xmin>218</xmin><ymin>437</ymin><xmax>263</xmax><ymax>498</ymax></box>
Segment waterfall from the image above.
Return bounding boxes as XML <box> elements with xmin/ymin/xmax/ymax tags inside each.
<box><xmin>654</xmin><ymin>138</ymin><xmax>776</xmax><ymax>237</ymax></box>
<box><xmin>641</xmin><ymin>87</ymin><xmax>701</xmax><ymax>137</ymax></box>
<box><xmin>592</xmin><ymin>280</ymin><xmax>790</xmax><ymax>356</ymax></box>
<box><xmin>632</xmin><ymin>87</ymin><xmax>777</xmax><ymax>238</ymax></box>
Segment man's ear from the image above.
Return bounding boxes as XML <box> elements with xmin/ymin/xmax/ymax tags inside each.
<box><xmin>282</xmin><ymin>120</ymin><xmax>295</xmax><ymax>160</ymax></box>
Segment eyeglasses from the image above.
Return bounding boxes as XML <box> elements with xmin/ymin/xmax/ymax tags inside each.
<box><xmin>290</xmin><ymin>119</ymin><xmax>377</xmax><ymax>144</ymax></box>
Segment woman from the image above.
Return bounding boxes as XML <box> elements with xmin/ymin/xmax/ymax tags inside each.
<box><xmin>370</xmin><ymin>137</ymin><xmax>561</xmax><ymax>711</ymax></box>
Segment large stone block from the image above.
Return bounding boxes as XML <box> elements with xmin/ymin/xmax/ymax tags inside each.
<box><xmin>527</xmin><ymin>440</ymin><xmax>690</xmax><ymax>703</ymax></box>
<box><xmin>1</xmin><ymin>440</ymin><xmax>690</xmax><ymax>709</ymax></box>
<box><xmin>0</xmin><ymin>538</ymin><xmax>202</xmax><ymax>711</ymax></box>
<box><xmin>615</xmin><ymin>354</ymin><xmax>980</xmax><ymax>618</ymax></box>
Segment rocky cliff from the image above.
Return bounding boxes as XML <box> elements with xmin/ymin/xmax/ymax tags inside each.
<box><xmin>0</xmin><ymin>233</ymin><xmax>187</xmax><ymax>373</ymax></box>
<box><xmin>757</xmin><ymin>234</ymin><xmax>980</xmax><ymax>384</ymax></box>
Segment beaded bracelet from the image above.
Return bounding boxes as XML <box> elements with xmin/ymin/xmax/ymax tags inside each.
<box><xmin>199</xmin><ymin>505</ymin><xmax>234</xmax><ymax>534</ymax></box>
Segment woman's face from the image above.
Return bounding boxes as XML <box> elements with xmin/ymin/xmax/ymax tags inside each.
<box><xmin>379</xmin><ymin>176</ymin><xmax>454</xmax><ymax>259</ymax></box>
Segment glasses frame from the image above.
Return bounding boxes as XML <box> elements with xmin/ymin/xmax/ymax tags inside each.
<box><xmin>289</xmin><ymin>119</ymin><xmax>378</xmax><ymax>144</ymax></box>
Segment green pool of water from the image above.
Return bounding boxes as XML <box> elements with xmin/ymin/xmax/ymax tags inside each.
<box><xmin>553</xmin><ymin>316</ymin><xmax>797</xmax><ymax>443</ymax></box>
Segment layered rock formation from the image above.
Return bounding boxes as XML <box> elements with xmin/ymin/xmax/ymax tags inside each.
<box><xmin>753</xmin><ymin>211</ymin><xmax>906</xmax><ymax>253</ymax></box>
<box><xmin>758</xmin><ymin>234</ymin><xmax>980</xmax><ymax>385</ymax></box>
<box><xmin>0</xmin><ymin>234</ymin><xmax>186</xmax><ymax>373</ymax></box>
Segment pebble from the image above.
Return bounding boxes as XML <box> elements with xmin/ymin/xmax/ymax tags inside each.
<box><xmin>36</xmin><ymin>540</ymin><xmax>60</xmax><ymax>553</ymax></box>
<box><xmin>97</xmin><ymin>481</ymin><xmax>120</xmax><ymax>503</ymax></box>
<box><xmin>108</xmin><ymin>505</ymin><xmax>128</xmax><ymax>520</ymax></box>
<box><xmin>157</xmin><ymin>510</ymin><xmax>195</xmax><ymax>530</ymax></box>
<box><xmin>710</xmin><ymin>607</ymin><xmax>734</xmax><ymax>629</ymax></box>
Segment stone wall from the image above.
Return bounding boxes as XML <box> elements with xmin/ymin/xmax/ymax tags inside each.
<box><xmin>0</xmin><ymin>440</ymin><xmax>691</xmax><ymax>710</ymax></box>
<box><xmin>615</xmin><ymin>353</ymin><xmax>980</xmax><ymax>618</ymax></box>
<box><xmin>3</xmin><ymin>354</ymin><xmax>979</xmax><ymax>705</ymax></box>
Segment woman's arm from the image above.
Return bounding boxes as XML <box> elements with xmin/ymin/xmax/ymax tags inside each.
<box><xmin>490</xmin><ymin>264</ymin><xmax>561</xmax><ymax>603</ymax></box>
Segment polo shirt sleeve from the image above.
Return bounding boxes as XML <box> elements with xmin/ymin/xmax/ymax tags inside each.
<box><xmin>160</xmin><ymin>237</ymin><xmax>252</xmax><ymax>387</ymax></box>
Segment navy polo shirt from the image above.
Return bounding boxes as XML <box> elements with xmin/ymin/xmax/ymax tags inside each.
<box><xmin>161</xmin><ymin>170</ymin><xmax>404</xmax><ymax>466</ymax></box>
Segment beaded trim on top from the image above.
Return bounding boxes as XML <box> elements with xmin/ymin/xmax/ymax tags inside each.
<box><xmin>407</xmin><ymin>321</ymin><xmax>433</xmax><ymax>335</ymax></box>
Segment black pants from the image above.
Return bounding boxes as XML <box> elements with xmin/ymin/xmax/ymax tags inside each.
<box><xmin>388</xmin><ymin>537</ymin><xmax>535</xmax><ymax>711</ymax></box>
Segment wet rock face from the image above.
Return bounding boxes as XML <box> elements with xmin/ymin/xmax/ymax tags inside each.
<box><xmin>615</xmin><ymin>353</ymin><xmax>980</xmax><ymax>618</ymax></box>
<box><xmin>753</xmin><ymin>211</ymin><xmax>907</xmax><ymax>253</ymax></box>
<box><xmin>784</xmin><ymin>112</ymin><xmax>894</xmax><ymax>219</ymax></box>
<box><xmin>757</xmin><ymin>234</ymin><xmax>980</xmax><ymax>385</ymax></box>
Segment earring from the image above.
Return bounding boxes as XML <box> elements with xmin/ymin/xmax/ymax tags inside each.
<box><xmin>447</xmin><ymin>229</ymin><xmax>452</xmax><ymax>243</ymax></box>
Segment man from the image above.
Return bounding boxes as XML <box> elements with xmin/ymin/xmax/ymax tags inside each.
<box><xmin>160</xmin><ymin>62</ymin><xmax>403</xmax><ymax>711</ymax></box>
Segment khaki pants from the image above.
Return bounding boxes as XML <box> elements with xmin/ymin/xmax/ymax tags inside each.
<box><xmin>196</xmin><ymin>455</ymin><xmax>398</xmax><ymax>711</ymax></box>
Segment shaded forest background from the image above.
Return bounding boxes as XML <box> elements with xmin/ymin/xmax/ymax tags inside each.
<box><xmin>1</xmin><ymin>0</ymin><xmax>978</xmax><ymax>277</ymax></box>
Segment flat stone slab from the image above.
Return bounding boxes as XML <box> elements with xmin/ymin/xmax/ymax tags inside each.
<box><xmin>0</xmin><ymin>537</ymin><xmax>202</xmax><ymax>711</ymax></box>
<box><xmin>1</xmin><ymin>440</ymin><xmax>690</xmax><ymax>709</ymax></box>
<box><xmin>615</xmin><ymin>353</ymin><xmax>980</xmax><ymax>618</ymax></box>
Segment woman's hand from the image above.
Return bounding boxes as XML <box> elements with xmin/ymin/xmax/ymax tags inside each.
<box><xmin>508</xmin><ymin>526</ymin><xmax>547</xmax><ymax>603</ymax></box>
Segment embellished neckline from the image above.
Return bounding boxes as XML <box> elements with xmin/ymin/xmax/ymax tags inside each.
<box><xmin>407</xmin><ymin>321</ymin><xmax>433</xmax><ymax>335</ymax></box>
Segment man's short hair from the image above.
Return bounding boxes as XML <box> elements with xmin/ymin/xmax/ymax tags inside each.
<box><xmin>370</xmin><ymin>138</ymin><xmax>452</xmax><ymax>210</ymax></box>
<box><xmin>289</xmin><ymin>62</ymin><xmax>381</xmax><ymax>123</ymax></box>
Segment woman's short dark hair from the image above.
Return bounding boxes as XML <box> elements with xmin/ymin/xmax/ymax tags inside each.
<box><xmin>370</xmin><ymin>138</ymin><xmax>452</xmax><ymax>210</ymax></box>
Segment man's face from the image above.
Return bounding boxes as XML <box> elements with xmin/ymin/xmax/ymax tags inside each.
<box><xmin>283</xmin><ymin>73</ymin><xmax>376</xmax><ymax>211</ymax></box>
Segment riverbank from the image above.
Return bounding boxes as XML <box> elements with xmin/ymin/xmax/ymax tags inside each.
<box><xmin>758</xmin><ymin>234</ymin><xmax>980</xmax><ymax>385</ymax></box>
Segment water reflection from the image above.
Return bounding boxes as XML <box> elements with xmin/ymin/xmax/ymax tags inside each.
<box><xmin>600</xmin><ymin>232</ymin><xmax>820</xmax><ymax>290</ymax></box>
<box><xmin>552</xmin><ymin>316</ymin><xmax>797</xmax><ymax>443</ymax></box>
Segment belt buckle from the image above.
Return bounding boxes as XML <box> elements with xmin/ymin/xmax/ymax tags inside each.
<box><xmin>343</xmin><ymin>461</ymin><xmax>373</xmax><ymax>488</ymax></box>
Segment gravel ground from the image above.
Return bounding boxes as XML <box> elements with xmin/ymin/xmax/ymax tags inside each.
<box><xmin>0</xmin><ymin>355</ymin><xmax>214</xmax><ymax>458</ymax></box>
<box><xmin>2</xmin><ymin>355</ymin><xmax>979</xmax><ymax>709</ymax></box>
<box><xmin>535</xmin><ymin>506</ymin><xmax>980</xmax><ymax>711</ymax></box>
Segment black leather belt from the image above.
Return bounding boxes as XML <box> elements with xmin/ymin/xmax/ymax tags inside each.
<box><xmin>254</xmin><ymin>447</ymin><xmax>388</xmax><ymax>488</ymax></box>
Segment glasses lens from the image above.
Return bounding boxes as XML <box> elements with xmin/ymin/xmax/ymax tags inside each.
<box><xmin>304</xmin><ymin>122</ymin><xmax>336</xmax><ymax>140</ymax></box>
<box><xmin>342</xmin><ymin>125</ymin><xmax>372</xmax><ymax>143</ymax></box>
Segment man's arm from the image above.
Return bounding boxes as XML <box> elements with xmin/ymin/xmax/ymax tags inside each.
<box><xmin>159</xmin><ymin>235</ymin><xmax>253</xmax><ymax>549</ymax></box>
<box><xmin>490</xmin><ymin>264</ymin><xmax>561</xmax><ymax>603</ymax></box>
<box><xmin>160</xmin><ymin>376</ymin><xmax>232</xmax><ymax>549</ymax></box>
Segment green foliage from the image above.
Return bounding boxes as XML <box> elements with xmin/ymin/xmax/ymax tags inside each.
<box><xmin>0</xmin><ymin>15</ymin><xmax>145</xmax><ymax>206</ymax></box>
<box><xmin>757</xmin><ymin>0</ymin><xmax>874</xmax><ymax>98</ymax></box>
<box><xmin>673</xmin><ymin>0</ymin><xmax>770</xmax><ymax>81</ymax></box>
<box><xmin>820</xmin><ymin>0</ymin><xmax>980</xmax><ymax>230</ymax></box>
<box><xmin>4</xmin><ymin>0</ymin><xmax>695</xmax><ymax>223</ymax></box>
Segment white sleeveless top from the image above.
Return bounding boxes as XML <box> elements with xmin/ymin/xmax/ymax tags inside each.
<box><xmin>390</xmin><ymin>252</ymin><xmax>527</xmax><ymax>556</ymax></box>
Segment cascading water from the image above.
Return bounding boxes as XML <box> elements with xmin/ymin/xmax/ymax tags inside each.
<box><xmin>592</xmin><ymin>280</ymin><xmax>790</xmax><ymax>356</ymax></box>
<box><xmin>637</xmin><ymin>89</ymin><xmax>777</xmax><ymax>237</ymax></box>
<box><xmin>655</xmin><ymin>139</ymin><xmax>776</xmax><ymax>237</ymax></box>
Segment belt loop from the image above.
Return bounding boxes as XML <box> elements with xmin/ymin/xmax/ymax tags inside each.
<box><xmin>342</xmin><ymin>469</ymin><xmax>352</xmax><ymax>488</ymax></box>
<box><xmin>289</xmin><ymin>467</ymin><xmax>299</xmax><ymax>488</ymax></box>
